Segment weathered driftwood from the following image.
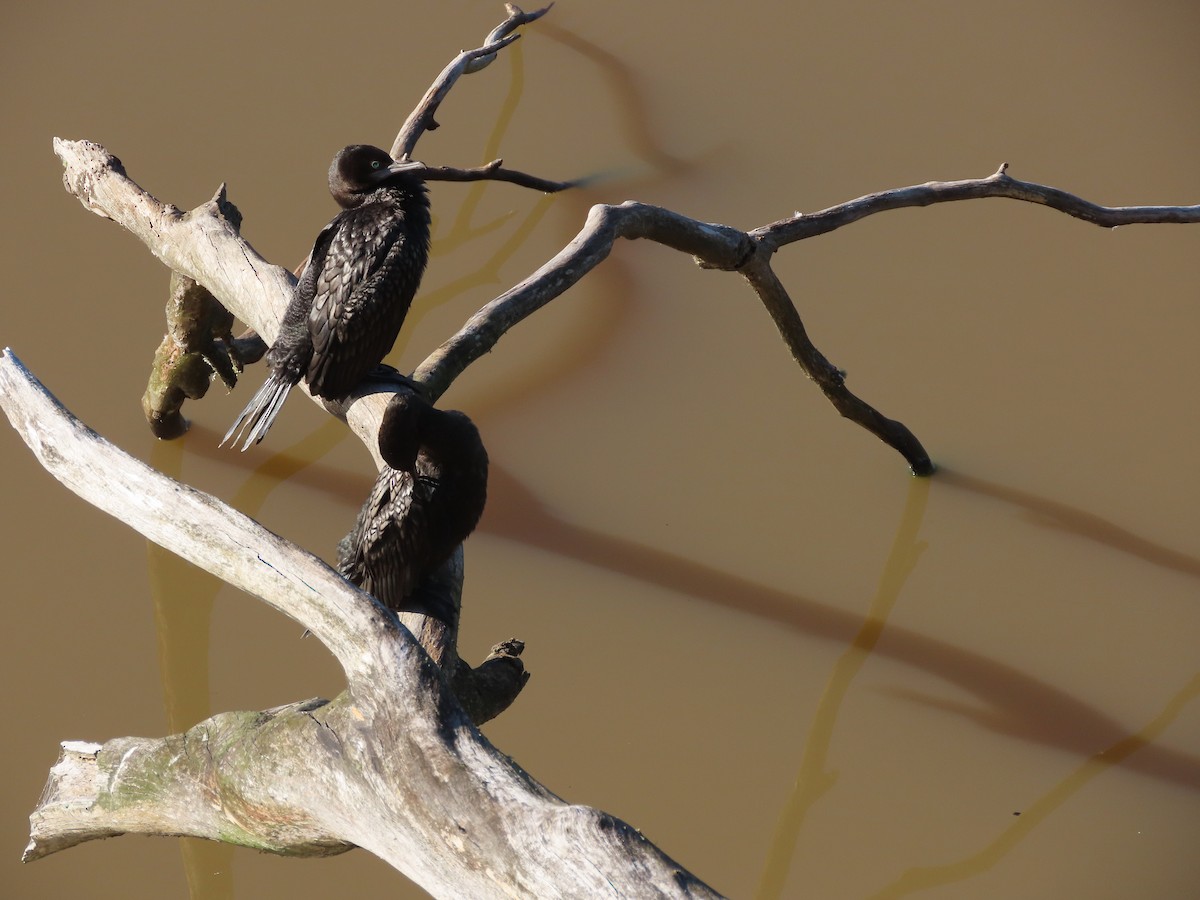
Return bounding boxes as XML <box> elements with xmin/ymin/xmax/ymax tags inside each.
<box><xmin>21</xmin><ymin>2</ymin><xmax>1200</xmax><ymax>895</ymax></box>
<box><xmin>411</xmin><ymin>164</ymin><xmax>1200</xmax><ymax>475</ymax></box>
<box><xmin>0</xmin><ymin>350</ymin><xmax>721</xmax><ymax>898</ymax></box>
<box><xmin>40</xmin><ymin>134</ymin><xmax>1200</xmax><ymax>900</ymax></box>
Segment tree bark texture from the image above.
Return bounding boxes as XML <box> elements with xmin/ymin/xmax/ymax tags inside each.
<box><xmin>18</xmin><ymin>5</ymin><xmax>1200</xmax><ymax>896</ymax></box>
<box><xmin>0</xmin><ymin>349</ymin><xmax>722</xmax><ymax>899</ymax></box>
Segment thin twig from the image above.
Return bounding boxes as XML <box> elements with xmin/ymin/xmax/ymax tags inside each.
<box><xmin>390</xmin><ymin>5</ymin><xmax>553</xmax><ymax>161</ymax></box>
<box><xmin>474</xmin><ymin>3</ymin><xmax>554</xmax><ymax>72</ymax></box>
<box><xmin>754</xmin><ymin>162</ymin><xmax>1200</xmax><ymax>249</ymax></box>
<box><xmin>408</xmin><ymin>158</ymin><xmax>576</xmax><ymax>193</ymax></box>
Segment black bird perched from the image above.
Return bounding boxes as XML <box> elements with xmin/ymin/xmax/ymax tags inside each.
<box><xmin>223</xmin><ymin>144</ymin><xmax>431</xmax><ymax>450</ymax></box>
<box><xmin>337</xmin><ymin>392</ymin><xmax>489</xmax><ymax>625</ymax></box>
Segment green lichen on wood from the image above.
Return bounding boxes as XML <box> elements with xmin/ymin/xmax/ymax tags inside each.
<box><xmin>94</xmin><ymin>705</ymin><xmax>354</xmax><ymax>856</ymax></box>
<box><xmin>141</xmin><ymin>270</ymin><xmax>264</xmax><ymax>439</ymax></box>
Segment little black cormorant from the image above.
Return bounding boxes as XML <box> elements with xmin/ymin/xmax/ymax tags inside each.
<box><xmin>337</xmin><ymin>392</ymin><xmax>489</xmax><ymax>625</ymax></box>
<box><xmin>223</xmin><ymin>145</ymin><xmax>431</xmax><ymax>449</ymax></box>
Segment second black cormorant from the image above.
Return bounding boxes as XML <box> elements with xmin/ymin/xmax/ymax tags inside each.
<box><xmin>337</xmin><ymin>392</ymin><xmax>489</xmax><ymax>625</ymax></box>
<box><xmin>223</xmin><ymin>144</ymin><xmax>431</xmax><ymax>449</ymax></box>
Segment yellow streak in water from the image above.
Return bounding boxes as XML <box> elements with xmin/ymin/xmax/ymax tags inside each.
<box><xmin>868</xmin><ymin>672</ymin><xmax>1200</xmax><ymax>898</ymax></box>
<box><xmin>756</xmin><ymin>477</ymin><xmax>931</xmax><ymax>899</ymax></box>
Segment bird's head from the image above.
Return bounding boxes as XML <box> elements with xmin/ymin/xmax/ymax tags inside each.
<box><xmin>328</xmin><ymin>145</ymin><xmax>425</xmax><ymax>208</ymax></box>
<box><xmin>378</xmin><ymin>392</ymin><xmax>431</xmax><ymax>473</ymax></box>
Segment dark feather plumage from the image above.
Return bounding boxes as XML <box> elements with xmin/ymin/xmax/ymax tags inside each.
<box><xmin>223</xmin><ymin>145</ymin><xmax>431</xmax><ymax>450</ymax></box>
<box><xmin>337</xmin><ymin>393</ymin><xmax>489</xmax><ymax>625</ymax></box>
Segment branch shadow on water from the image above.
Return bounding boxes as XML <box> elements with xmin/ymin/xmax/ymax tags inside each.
<box><xmin>479</xmin><ymin>462</ymin><xmax>1200</xmax><ymax>792</ymax></box>
<box><xmin>185</xmin><ymin>427</ymin><xmax>1200</xmax><ymax>796</ymax></box>
<box><xmin>936</xmin><ymin>466</ymin><xmax>1200</xmax><ymax>582</ymax></box>
<box><xmin>867</xmin><ymin>672</ymin><xmax>1200</xmax><ymax>898</ymax></box>
<box><xmin>744</xmin><ymin>470</ymin><xmax>1200</xmax><ymax>898</ymax></box>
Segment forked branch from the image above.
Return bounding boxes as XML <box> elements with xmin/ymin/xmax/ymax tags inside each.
<box><xmin>55</xmin><ymin>140</ymin><xmax>1200</xmax><ymax>477</ymax></box>
<box><xmin>0</xmin><ymin>350</ymin><xmax>720</xmax><ymax>898</ymax></box>
<box><xmin>26</xmin><ymin>5</ymin><xmax>1200</xmax><ymax>895</ymax></box>
<box><xmin>754</xmin><ymin>162</ymin><xmax>1200</xmax><ymax>249</ymax></box>
<box><xmin>390</xmin><ymin>4</ymin><xmax>553</xmax><ymax>160</ymax></box>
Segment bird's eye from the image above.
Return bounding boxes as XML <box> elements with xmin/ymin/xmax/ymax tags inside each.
<box><xmin>371</xmin><ymin>160</ymin><xmax>381</xmax><ymax>170</ymax></box>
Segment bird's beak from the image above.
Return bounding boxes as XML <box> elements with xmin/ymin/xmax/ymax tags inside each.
<box><xmin>380</xmin><ymin>159</ymin><xmax>425</xmax><ymax>179</ymax></box>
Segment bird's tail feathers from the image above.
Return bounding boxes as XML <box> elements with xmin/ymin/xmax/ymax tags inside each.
<box><xmin>220</xmin><ymin>372</ymin><xmax>295</xmax><ymax>450</ymax></box>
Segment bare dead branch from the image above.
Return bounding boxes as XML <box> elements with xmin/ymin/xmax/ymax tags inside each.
<box><xmin>0</xmin><ymin>348</ymin><xmax>400</xmax><ymax>682</ymax></box>
<box><xmin>22</xmin><ymin>689</ymin><xmax>723</xmax><ymax>897</ymax></box>
<box><xmin>54</xmin><ymin>143</ymin><xmax>292</xmax><ymax>340</ymax></box>
<box><xmin>414</xmin><ymin>158</ymin><xmax>576</xmax><ymax>192</ymax></box>
<box><xmin>739</xmin><ymin>254</ymin><xmax>934</xmax><ymax>474</ymax></box>
<box><xmin>413</xmin><ymin>165</ymin><xmax>1200</xmax><ymax>472</ymax></box>
<box><xmin>0</xmin><ymin>349</ymin><xmax>718</xmax><ymax>898</ymax></box>
<box><xmin>407</xmin><ymin>199</ymin><xmax>936</xmax><ymax>469</ymax></box>
<box><xmin>390</xmin><ymin>5</ymin><xmax>553</xmax><ymax>161</ymax></box>
<box><xmin>754</xmin><ymin>162</ymin><xmax>1200</xmax><ymax>249</ymax></box>
<box><xmin>413</xmin><ymin>201</ymin><xmax>754</xmax><ymax>396</ymax></box>
<box><xmin>483</xmin><ymin>4</ymin><xmax>554</xmax><ymax>58</ymax></box>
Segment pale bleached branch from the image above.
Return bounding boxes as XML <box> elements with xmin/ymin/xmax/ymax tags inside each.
<box><xmin>0</xmin><ymin>348</ymin><xmax>398</xmax><ymax>681</ymax></box>
<box><xmin>0</xmin><ymin>349</ymin><xmax>721</xmax><ymax>898</ymax></box>
<box><xmin>51</xmin><ymin>137</ymin><xmax>399</xmax><ymax>465</ymax></box>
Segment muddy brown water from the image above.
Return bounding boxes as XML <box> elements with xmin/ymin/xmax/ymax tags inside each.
<box><xmin>2</xmin><ymin>2</ymin><xmax>1198</xmax><ymax>897</ymax></box>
